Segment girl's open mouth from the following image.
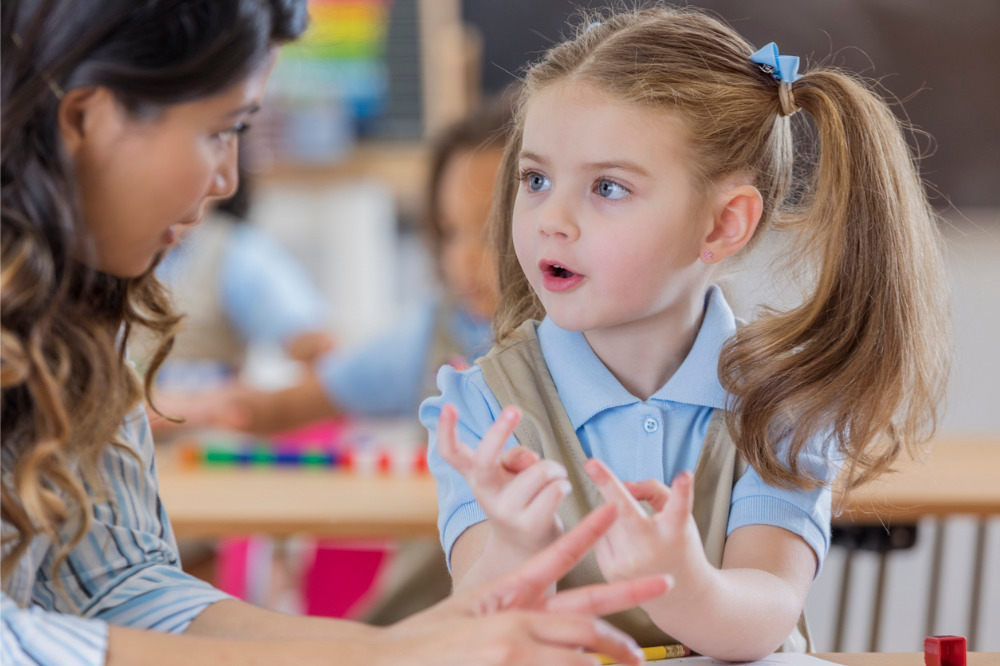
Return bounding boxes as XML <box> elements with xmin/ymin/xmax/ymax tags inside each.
<box><xmin>539</xmin><ymin>259</ymin><xmax>585</xmax><ymax>292</ymax></box>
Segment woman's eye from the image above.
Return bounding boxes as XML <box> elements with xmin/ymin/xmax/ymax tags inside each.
<box><xmin>521</xmin><ymin>171</ymin><xmax>552</xmax><ymax>193</ymax></box>
<box><xmin>217</xmin><ymin>122</ymin><xmax>250</xmax><ymax>140</ymax></box>
<box><xmin>596</xmin><ymin>179</ymin><xmax>630</xmax><ymax>200</ymax></box>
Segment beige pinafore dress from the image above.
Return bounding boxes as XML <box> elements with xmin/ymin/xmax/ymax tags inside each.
<box><xmin>477</xmin><ymin>320</ymin><xmax>810</xmax><ymax>651</ymax></box>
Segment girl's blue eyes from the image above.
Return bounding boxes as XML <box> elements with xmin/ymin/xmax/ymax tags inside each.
<box><xmin>519</xmin><ymin>170</ymin><xmax>631</xmax><ymax>200</ymax></box>
<box><xmin>524</xmin><ymin>172</ymin><xmax>551</xmax><ymax>192</ymax></box>
<box><xmin>596</xmin><ymin>179</ymin><xmax>629</xmax><ymax>200</ymax></box>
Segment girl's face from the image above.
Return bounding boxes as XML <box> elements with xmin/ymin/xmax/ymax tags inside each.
<box><xmin>438</xmin><ymin>146</ymin><xmax>504</xmax><ymax>319</ymax></box>
<box><xmin>513</xmin><ymin>81</ymin><xmax>709</xmax><ymax>336</ymax></box>
<box><xmin>65</xmin><ymin>57</ymin><xmax>275</xmax><ymax>278</ymax></box>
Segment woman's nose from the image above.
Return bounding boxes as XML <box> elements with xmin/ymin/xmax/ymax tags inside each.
<box><xmin>209</xmin><ymin>146</ymin><xmax>239</xmax><ymax>200</ymax></box>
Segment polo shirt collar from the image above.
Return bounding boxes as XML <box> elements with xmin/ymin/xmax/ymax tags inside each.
<box><xmin>537</xmin><ymin>285</ymin><xmax>735</xmax><ymax>429</ymax></box>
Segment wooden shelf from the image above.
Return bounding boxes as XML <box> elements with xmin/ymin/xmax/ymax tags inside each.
<box><xmin>257</xmin><ymin>141</ymin><xmax>430</xmax><ymax>213</ymax></box>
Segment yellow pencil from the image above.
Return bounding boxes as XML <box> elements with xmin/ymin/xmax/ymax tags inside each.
<box><xmin>593</xmin><ymin>643</ymin><xmax>690</xmax><ymax>664</ymax></box>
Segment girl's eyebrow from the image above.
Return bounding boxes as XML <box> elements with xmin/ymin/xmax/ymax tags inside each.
<box><xmin>583</xmin><ymin>160</ymin><xmax>651</xmax><ymax>178</ymax></box>
<box><xmin>520</xmin><ymin>150</ymin><xmax>651</xmax><ymax>178</ymax></box>
<box><xmin>519</xmin><ymin>150</ymin><xmax>548</xmax><ymax>165</ymax></box>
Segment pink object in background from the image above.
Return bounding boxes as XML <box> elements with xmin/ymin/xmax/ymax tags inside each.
<box><xmin>304</xmin><ymin>541</ymin><xmax>389</xmax><ymax>618</ymax></box>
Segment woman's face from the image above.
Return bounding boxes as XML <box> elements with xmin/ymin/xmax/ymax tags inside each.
<box><xmin>65</xmin><ymin>57</ymin><xmax>275</xmax><ymax>278</ymax></box>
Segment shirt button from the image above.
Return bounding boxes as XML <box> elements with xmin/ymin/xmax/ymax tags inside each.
<box><xmin>643</xmin><ymin>417</ymin><xmax>659</xmax><ymax>433</ymax></box>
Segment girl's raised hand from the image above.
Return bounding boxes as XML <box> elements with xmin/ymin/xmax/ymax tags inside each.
<box><xmin>386</xmin><ymin>503</ymin><xmax>674</xmax><ymax>666</ymax></box>
<box><xmin>583</xmin><ymin>459</ymin><xmax>710</xmax><ymax>591</ymax></box>
<box><xmin>437</xmin><ymin>403</ymin><xmax>571</xmax><ymax>559</ymax></box>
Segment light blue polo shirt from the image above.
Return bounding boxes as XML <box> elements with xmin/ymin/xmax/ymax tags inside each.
<box><xmin>420</xmin><ymin>285</ymin><xmax>841</xmax><ymax>572</ymax></box>
<box><xmin>319</xmin><ymin>300</ymin><xmax>492</xmax><ymax>416</ymax></box>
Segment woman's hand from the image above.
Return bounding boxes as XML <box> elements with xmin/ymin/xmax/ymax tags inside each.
<box><xmin>584</xmin><ymin>459</ymin><xmax>711</xmax><ymax>595</ymax></box>
<box><xmin>437</xmin><ymin>403</ymin><xmax>571</xmax><ymax>567</ymax></box>
<box><xmin>383</xmin><ymin>503</ymin><xmax>673</xmax><ymax>666</ymax></box>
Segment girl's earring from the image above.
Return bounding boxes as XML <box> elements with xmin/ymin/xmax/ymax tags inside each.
<box><xmin>702</xmin><ymin>250</ymin><xmax>714</xmax><ymax>263</ymax></box>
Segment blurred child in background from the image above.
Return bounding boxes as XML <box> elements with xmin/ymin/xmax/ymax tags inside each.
<box><xmin>206</xmin><ymin>101</ymin><xmax>511</xmax><ymax>435</ymax></box>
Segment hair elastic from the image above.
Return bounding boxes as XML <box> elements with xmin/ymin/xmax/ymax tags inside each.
<box><xmin>749</xmin><ymin>42</ymin><xmax>801</xmax><ymax>116</ymax></box>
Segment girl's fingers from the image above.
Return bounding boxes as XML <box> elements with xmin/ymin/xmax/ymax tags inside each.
<box><xmin>543</xmin><ymin>574</ymin><xmax>673</xmax><ymax>616</ymax></box>
<box><xmin>656</xmin><ymin>470</ymin><xmax>695</xmax><ymax>530</ymax></box>
<box><xmin>436</xmin><ymin>404</ymin><xmax>474</xmax><ymax>473</ymax></box>
<box><xmin>527</xmin><ymin>614</ymin><xmax>644</xmax><ymax>666</ymax></box>
<box><xmin>516</xmin><ymin>474</ymin><xmax>571</xmax><ymax>531</ymax></box>
<box><xmin>623</xmin><ymin>479</ymin><xmax>671</xmax><ymax>512</ymax></box>
<box><xmin>472</xmin><ymin>406</ymin><xmax>522</xmax><ymax>471</ymax></box>
<box><xmin>490</xmin><ymin>503</ymin><xmax>618</xmax><ymax>602</ymax></box>
<box><xmin>500</xmin><ymin>445</ymin><xmax>540</xmax><ymax>474</ymax></box>
<box><xmin>497</xmin><ymin>459</ymin><xmax>567</xmax><ymax>515</ymax></box>
<box><xmin>583</xmin><ymin>458</ymin><xmax>647</xmax><ymax>518</ymax></box>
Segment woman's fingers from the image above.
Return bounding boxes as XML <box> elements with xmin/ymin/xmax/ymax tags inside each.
<box><xmin>623</xmin><ymin>479</ymin><xmax>671</xmax><ymax>512</ymax></box>
<box><xmin>542</xmin><ymin>573</ymin><xmax>672</xmax><ymax>616</ymax></box>
<box><xmin>435</xmin><ymin>404</ymin><xmax>474</xmax><ymax>473</ymax></box>
<box><xmin>527</xmin><ymin>613</ymin><xmax>644</xmax><ymax>666</ymax></box>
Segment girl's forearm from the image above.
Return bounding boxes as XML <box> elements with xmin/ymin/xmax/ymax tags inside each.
<box><xmin>641</xmin><ymin>565</ymin><xmax>804</xmax><ymax>661</ymax></box>
<box><xmin>453</xmin><ymin>531</ymin><xmax>544</xmax><ymax>593</ymax></box>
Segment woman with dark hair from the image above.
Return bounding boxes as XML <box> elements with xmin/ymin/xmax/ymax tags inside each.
<box><xmin>0</xmin><ymin>1</ymin><xmax>667</xmax><ymax>664</ymax></box>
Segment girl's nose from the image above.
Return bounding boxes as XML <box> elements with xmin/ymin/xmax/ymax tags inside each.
<box><xmin>537</xmin><ymin>195</ymin><xmax>579</xmax><ymax>240</ymax></box>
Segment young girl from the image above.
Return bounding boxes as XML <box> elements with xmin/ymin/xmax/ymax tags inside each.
<box><xmin>0</xmin><ymin>2</ymin><xmax>669</xmax><ymax>664</ymax></box>
<box><xmin>423</xmin><ymin>6</ymin><xmax>951</xmax><ymax>660</ymax></box>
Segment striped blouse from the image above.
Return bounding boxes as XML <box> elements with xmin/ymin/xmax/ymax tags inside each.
<box><xmin>1</xmin><ymin>405</ymin><xmax>232</xmax><ymax>665</ymax></box>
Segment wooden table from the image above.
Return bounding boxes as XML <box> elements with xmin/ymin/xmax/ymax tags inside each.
<box><xmin>158</xmin><ymin>461</ymin><xmax>440</xmax><ymax>539</ymax></box>
<box><xmin>835</xmin><ymin>436</ymin><xmax>1000</xmax><ymax>525</ymax></box>
<box><xmin>157</xmin><ymin>436</ymin><xmax>1000</xmax><ymax>539</ymax></box>
<box><xmin>815</xmin><ymin>654</ymin><xmax>998</xmax><ymax>666</ymax></box>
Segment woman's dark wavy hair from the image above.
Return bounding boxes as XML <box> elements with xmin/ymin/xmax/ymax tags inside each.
<box><xmin>0</xmin><ymin>0</ymin><xmax>308</xmax><ymax>589</ymax></box>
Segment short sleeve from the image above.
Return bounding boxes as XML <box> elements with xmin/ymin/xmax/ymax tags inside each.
<box><xmin>727</xmin><ymin>437</ymin><xmax>843</xmax><ymax>574</ymax></box>
<box><xmin>220</xmin><ymin>225</ymin><xmax>330</xmax><ymax>346</ymax></box>
<box><xmin>419</xmin><ymin>364</ymin><xmax>515</xmax><ymax>568</ymax></box>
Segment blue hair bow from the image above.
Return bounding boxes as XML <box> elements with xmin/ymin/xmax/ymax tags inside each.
<box><xmin>749</xmin><ymin>42</ymin><xmax>802</xmax><ymax>83</ymax></box>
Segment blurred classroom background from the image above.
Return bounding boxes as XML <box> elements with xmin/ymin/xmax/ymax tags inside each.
<box><xmin>183</xmin><ymin>0</ymin><xmax>999</xmax><ymax>652</ymax></box>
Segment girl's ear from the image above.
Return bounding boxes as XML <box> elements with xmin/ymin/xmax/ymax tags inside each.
<box><xmin>701</xmin><ymin>180</ymin><xmax>763</xmax><ymax>263</ymax></box>
<box><xmin>57</xmin><ymin>86</ymin><xmax>117</xmax><ymax>159</ymax></box>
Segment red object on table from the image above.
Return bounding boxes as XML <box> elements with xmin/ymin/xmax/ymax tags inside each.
<box><xmin>924</xmin><ymin>635</ymin><xmax>967</xmax><ymax>666</ymax></box>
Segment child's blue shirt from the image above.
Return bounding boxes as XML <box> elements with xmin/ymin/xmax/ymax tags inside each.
<box><xmin>420</xmin><ymin>285</ymin><xmax>841</xmax><ymax>572</ymax></box>
<box><xmin>318</xmin><ymin>299</ymin><xmax>492</xmax><ymax>417</ymax></box>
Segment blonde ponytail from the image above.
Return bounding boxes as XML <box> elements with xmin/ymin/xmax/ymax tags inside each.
<box><xmin>719</xmin><ymin>69</ymin><xmax>950</xmax><ymax>491</ymax></box>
